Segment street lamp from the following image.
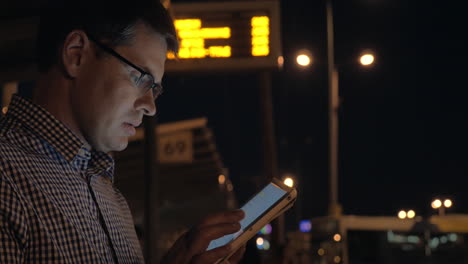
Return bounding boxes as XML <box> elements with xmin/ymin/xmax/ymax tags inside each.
<box><xmin>359</xmin><ymin>53</ymin><xmax>375</xmax><ymax>66</ymax></box>
<box><xmin>292</xmin><ymin>45</ymin><xmax>376</xmax><ymax>217</ymax></box>
<box><xmin>398</xmin><ymin>210</ymin><xmax>407</xmax><ymax>219</ymax></box>
<box><xmin>407</xmin><ymin>210</ymin><xmax>416</xmax><ymax>219</ymax></box>
<box><xmin>431</xmin><ymin>198</ymin><xmax>452</xmax><ymax>216</ymax></box>
<box><xmin>296</xmin><ymin>54</ymin><xmax>311</xmax><ymax>67</ymax></box>
<box><xmin>444</xmin><ymin>199</ymin><xmax>452</xmax><ymax>208</ymax></box>
<box><xmin>325</xmin><ymin>0</ymin><xmax>377</xmax><ymax>217</ymax></box>
<box><xmin>398</xmin><ymin>210</ymin><xmax>416</xmax><ymax>219</ymax></box>
<box><xmin>295</xmin><ymin>49</ymin><xmax>313</xmax><ymax>68</ymax></box>
<box><xmin>431</xmin><ymin>199</ymin><xmax>442</xmax><ymax>209</ymax></box>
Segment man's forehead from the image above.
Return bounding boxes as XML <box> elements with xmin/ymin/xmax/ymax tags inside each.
<box><xmin>122</xmin><ymin>24</ymin><xmax>167</xmax><ymax>79</ymax></box>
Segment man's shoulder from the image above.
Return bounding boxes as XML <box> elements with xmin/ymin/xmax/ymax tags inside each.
<box><xmin>0</xmin><ymin>119</ymin><xmax>52</xmax><ymax>168</ymax></box>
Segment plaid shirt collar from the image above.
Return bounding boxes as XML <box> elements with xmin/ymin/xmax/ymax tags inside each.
<box><xmin>6</xmin><ymin>94</ymin><xmax>114</xmax><ymax>178</ymax></box>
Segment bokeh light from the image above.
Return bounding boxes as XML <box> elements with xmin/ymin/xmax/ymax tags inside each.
<box><xmin>218</xmin><ymin>174</ymin><xmax>226</xmax><ymax>184</ymax></box>
<box><xmin>299</xmin><ymin>220</ymin><xmax>312</xmax><ymax>232</ymax></box>
<box><xmin>398</xmin><ymin>210</ymin><xmax>407</xmax><ymax>219</ymax></box>
<box><xmin>296</xmin><ymin>54</ymin><xmax>311</xmax><ymax>67</ymax></box>
<box><xmin>432</xmin><ymin>199</ymin><xmax>442</xmax><ymax>209</ymax></box>
<box><xmin>359</xmin><ymin>53</ymin><xmax>375</xmax><ymax>66</ymax></box>
<box><xmin>258</xmin><ymin>224</ymin><xmax>272</xmax><ymax>235</ymax></box>
<box><xmin>283</xmin><ymin>177</ymin><xmax>294</xmax><ymax>187</ymax></box>
<box><xmin>444</xmin><ymin>199</ymin><xmax>452</xmax><ymax>208</ymax></box>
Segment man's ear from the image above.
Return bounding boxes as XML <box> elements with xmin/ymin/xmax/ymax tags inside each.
<box><xmin>61</xmin><ymin>30</ymin><xmax>90</xmax><ymax>79</ymax></box>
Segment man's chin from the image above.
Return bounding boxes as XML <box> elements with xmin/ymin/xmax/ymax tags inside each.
<box><xmin>112</xmin><ymin>137</ymin><xmax>129</xmax><ymax>152</ymax></box>
<box><xmin>97</xmin><ymin>137</ymin><xmax>129</xmax><ymax>153</ymax></box>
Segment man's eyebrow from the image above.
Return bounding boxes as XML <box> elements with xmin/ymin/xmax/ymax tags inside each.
<box><xmin>143</xmin><ymin>66</ymin><xmax>163</xmax><ymax>84</ymax></box>
<box><xmin>140</xmin><ymin>65</ymin><xmax>156</xmax><ymax>78</ymax></box>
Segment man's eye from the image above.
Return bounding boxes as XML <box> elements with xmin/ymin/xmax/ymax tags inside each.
<box><xmin>129</xmin><ymin>72</ymin><xmax>140</xmax><ymax>84</ymax></box>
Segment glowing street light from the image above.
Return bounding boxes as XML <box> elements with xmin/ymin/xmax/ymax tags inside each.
<box><xmin>296</xmin><ymin>54</ymin><xmax>311</xmax><ymax>67</ymax></box>
<box><xmin>432</xmin><ymin>199</ymin><xmax>442</xmax><ymax>209</ymax></box>
<box><xmin>444</xmin><ymin>199</ymin><xmax>452</xmax><ymax>208</ymax></box>
<box><xmin>359</xmin><ymin>53</ymin><xmax>375</xmax><ymax>66</ymax></box>
<box><xmin>295</xmin><ymin>49</ymin><xmax>313</xmax><ymax>68</ymax></box>
<box><xmin>398</xmin><ymin>210</ymin><xmax>416</xmax><ymax>220</ymax></box>
<box><xmin>432</xmin><ymin>198</ymin><xmax>452</xmax><ymax>216</ymax></box>
<box><xmin>407</xmin><ymin>210</ymin><xmax>416</xmax><ymax>219</ymax></box>
<box><xmin>398</xmin><ymin>210</ymin><xmax>407</xmax><ymax>219</ymax></box>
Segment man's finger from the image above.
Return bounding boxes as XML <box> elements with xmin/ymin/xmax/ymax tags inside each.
<box><xmin>228</xmin><ymin>245</ymin><xmax>246</xmax><ymax>264</ymax></box>
<box><xmin>191</xmin><ymin>244</ymin><xmax>231</xmax><ymax>264</ymax></box>
<box><xmin>198</xmin><ymin>210</ymin><xmax>245</xmax><ymax>227</ymax></box>
<box><xmin>187</xmin><ymin>223</ymin><xmax>241</xmax><ymax>254</ymax></box>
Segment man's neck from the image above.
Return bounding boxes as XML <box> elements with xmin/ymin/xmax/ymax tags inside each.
<box><xmin>33</xmin><ymin>70</ymin><xmax>92</xmax><ymax>150</ymax></box>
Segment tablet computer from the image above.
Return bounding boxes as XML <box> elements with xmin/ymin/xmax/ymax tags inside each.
<box><xmin>207</xmin><ymin>178</ymin><xmax>297</xmax><ymax>263</ymax></box>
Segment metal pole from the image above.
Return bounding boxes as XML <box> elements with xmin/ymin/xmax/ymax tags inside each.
<box><xmin>259</xmin><ymin>71</ymin><xmax>278</xmax><ymax>184</ymax></box>
<box><xmin>259</xmin><ymin>71</ymin><xmax>283</xmax><ymax>263</ymax></box>
<box><xmin>326</xmin><ymin>0</ymin><xmax>342</xmax><ymax>217</ymax></box>
<box><xmin>143</xmin><ymin>116</ymin><xmax>160</xmax><ymax>264</ymax></box>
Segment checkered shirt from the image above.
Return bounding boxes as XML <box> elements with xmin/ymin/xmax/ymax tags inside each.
<box><xmin>0</xmin><ymin>95</ymin><xmax>144</xmax><ymax>263</ymax></box>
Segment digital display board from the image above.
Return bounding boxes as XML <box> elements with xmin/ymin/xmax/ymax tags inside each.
<box><xmin>166</xmin><ymin>1</ymin><xmax>282</xmax><ymax>72</ymax></box>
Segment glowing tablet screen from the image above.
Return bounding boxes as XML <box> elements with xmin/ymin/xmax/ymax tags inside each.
<box><xmin>207</xmin><ymin>183</ymin><xmax>287</xmax><ymax>250</ymax></box>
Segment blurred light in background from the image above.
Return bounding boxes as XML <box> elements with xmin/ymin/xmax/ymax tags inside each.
<box><xmin>449</xmin><ymin>233</ymin><xmax>458</xmax><ymax>242</ymax></box>
<box><xmin>277</xmin><ymin>56</ymin><xmax>284</xmax><ymax>68</ymax></box>
<box><xmin>334</xmin><ymin>256</ymin><xmax>341</xmax><ymax>263</ymax></box>
<box><xmin>359</xmin><ymin>53</ymin><xmax>375</xmax><ymax>66</ymax></box>
<box><xmin>258</xmin><ymin>224</ymin><xmax>272</xmax><ymax>235</ymax></box>
<box><xmin>440</xmin><ymin>236</ymin><xmax>448</xmax><ymax>244</ymax></box>
<box><xmin>295</xmin><ymin>49</ymin><xmax>313</xmax><ymax>68</ymax></box>
<box><xmin>262</xmin><ymin>239</ymin><xmax>270</xmax><ymax>250</ymax></box>
<box><xmin>444</xmin><ymin>199</ymin><xmax>453</xmax><ymax>208</ymax></box>
<box><xmin>407</xmin><ymin>210</ymin><xmax>416</xmax><ymax>219</ymax></box>
<box><xmin>333</xmin><ymin>233</ymin><xmax>342</xmax><ymax>242</ymax></box>
<box><xmin>430</xmin><ymin>237</ymin><xmax>440</xmax><ymax>249</ymax></box>
<box><xmin>318</xmin><ymin>248</ymin><xmax>325</xmax><ymax>256</ymax></box>
<box><xmin>256</xmin><ymin>237</ymin><xmax>270</xmax><ymax>250</ymax></box>
<box><xmin>218</xmin><ymin>174</ymin><xmax>226</xmax><ymax>185</ymax></box>
<box><xmin>398</xmin><ymin>210</ymin><xmax>407</xmax><ymax>219</ymax></box>
<box><xmin>256</xmin><ymin>237</ymin><xmax>264</xmax><ymax>247</ymax></box>
<box><xmin>432</xmin><ymin>199</ymin><xmax>442</xmax><ymax>209</ymax></box>
<box><xmin>226</xmin><ymin>182</ymin><xmax>234</xmax><ymax>192</ymax></box>
<box><xmin>296</xmin><ymin>54</ymin><xmax>311</xmax><ymax>67</ymax></box>
<box><xmin>283</xmin><ymin>177</ymin><xmax>294</xmax><ymax>187</ymax></box>
<box><xmin>299</xmin><ymin>220</ymin><xmax>312</xmax><ymax>232</ymax></box>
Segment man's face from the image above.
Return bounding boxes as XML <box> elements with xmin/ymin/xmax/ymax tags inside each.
<box><xmin>71</xmin><ymin>23</ymin><xmax>167</xmax><ymax>152</ymax></box>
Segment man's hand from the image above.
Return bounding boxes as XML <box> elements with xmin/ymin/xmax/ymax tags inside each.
<box><xmin>161</xmin><ymin>210</ymin><xmax>246</xmax><ymax>264</ymax></box>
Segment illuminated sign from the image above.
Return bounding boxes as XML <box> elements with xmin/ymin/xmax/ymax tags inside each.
<box><xmin>166</xmin><ymin>1</ymin><xmax>281</xmax><ymax>72</ymax></box>
<box><xmin>172</xmin><ymin>19</ymin><xmax>232</xmax><ymax>58</ymax></box>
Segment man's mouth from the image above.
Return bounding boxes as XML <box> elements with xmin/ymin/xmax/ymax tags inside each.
<box><xmin>123</xmin><ymin>122</ymin><xmax>137</xmax><ymax>136</ymax></box>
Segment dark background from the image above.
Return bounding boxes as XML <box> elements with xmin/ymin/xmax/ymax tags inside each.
<box><xmin>158</xmin><ymin>0</ymin><xmax>467</xmax><ymax>228</ymax></box>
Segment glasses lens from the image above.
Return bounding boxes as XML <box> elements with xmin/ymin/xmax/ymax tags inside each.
<box><xmin>152</xmin><ymin>84</ymin><xmax>163</xmax><ymax>98</ymax></box>
<box><xmin>137</xmin><ymin>74</ymin><xmax>154</xmax><ymax>91</ymax></box>
<box><xmin>138</xmin><ymin>74</ymin><xmax>163</xmax><ymax>99</ymax></box>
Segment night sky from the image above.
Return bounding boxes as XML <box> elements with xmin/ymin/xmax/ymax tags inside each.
<box><xmin>159</xmin><ymin>0</ymin><xmax>467</xmax><ymax>225</ymax></box>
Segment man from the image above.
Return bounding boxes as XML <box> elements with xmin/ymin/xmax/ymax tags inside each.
<box><xmin>0</xmin><ymin>0</ymin><xmax>245</xmax><ymax>263</ymax></box>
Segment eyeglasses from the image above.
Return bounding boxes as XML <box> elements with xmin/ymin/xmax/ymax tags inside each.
<box><xmin>87</xmin><ymin>35</ymin><xmax>163</xmax><ymax>99</ymax></box>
